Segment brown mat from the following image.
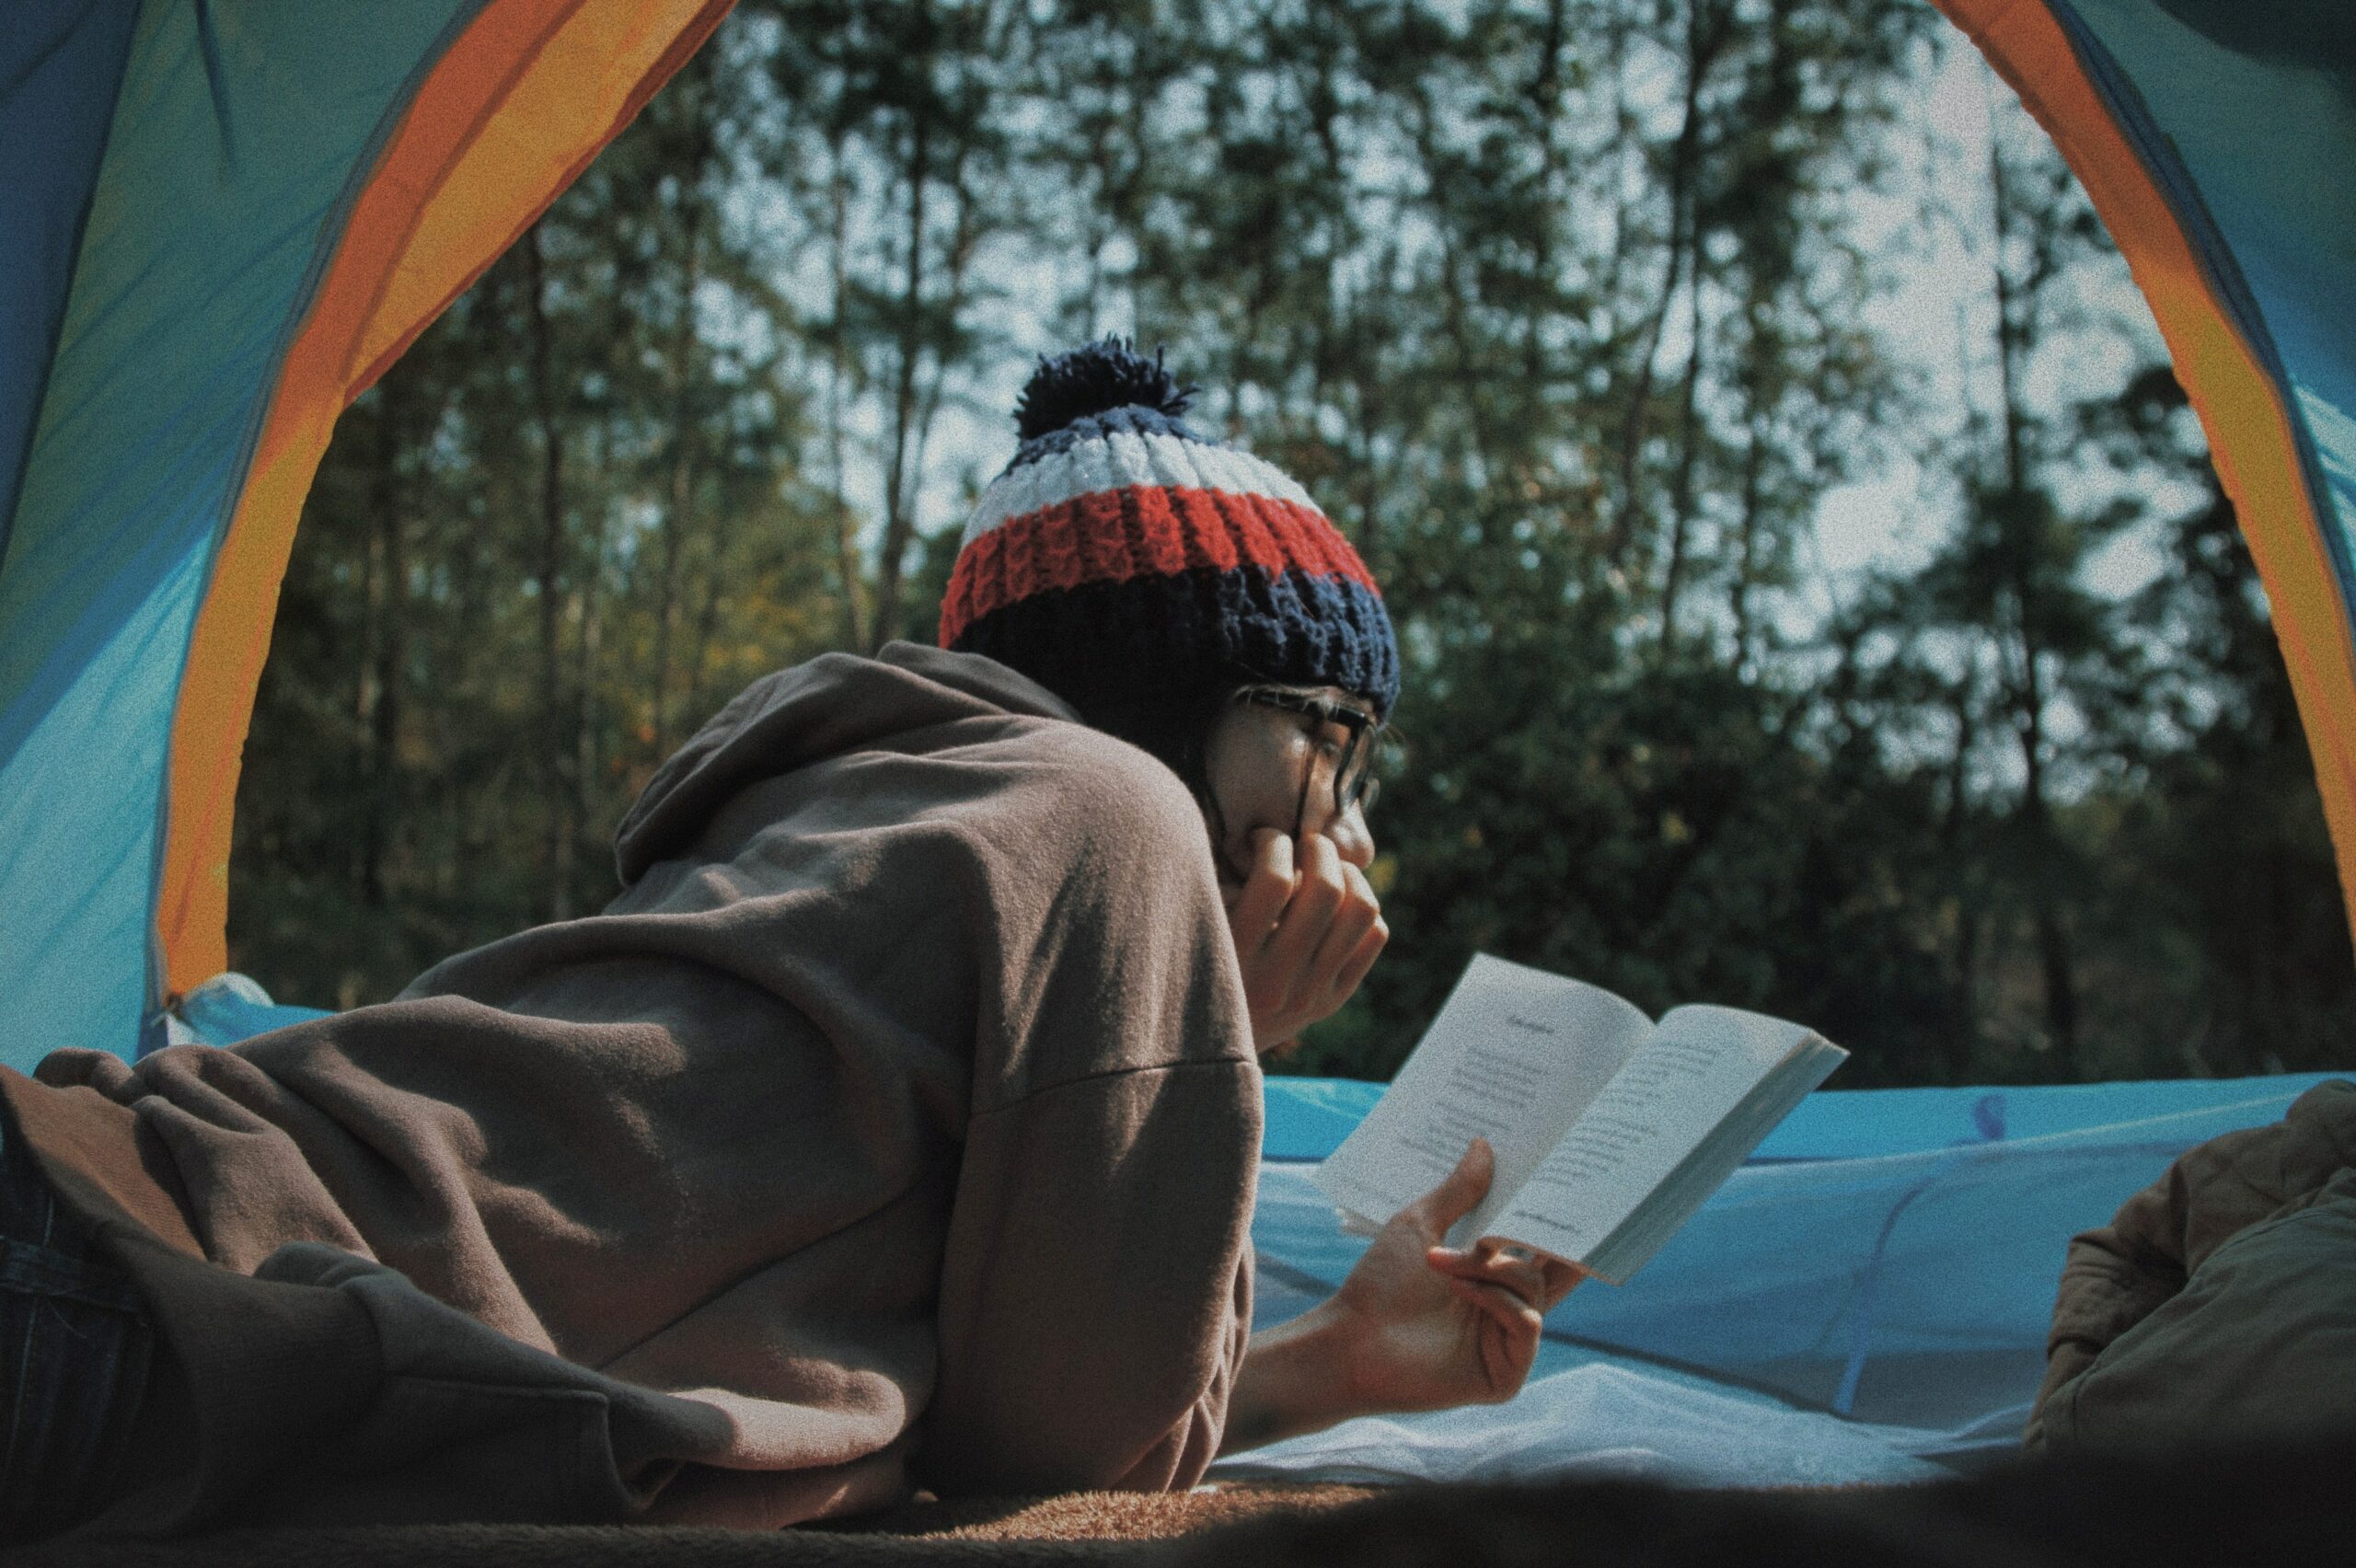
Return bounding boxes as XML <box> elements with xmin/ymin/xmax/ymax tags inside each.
<box><xmin>837</xmin><ymin>1483</ymin><xmax>1379</xmax><ymax>1542</ymax></box>
<box><xmin>8</xmin><ymin>1483</ymin><xmax>1372</xmax><ymax>1568</ymax></box>
<box><xmin>9</xmin><ymin>1524</ymin><xmax>1114</xmax><ymax>1568</ymax></box>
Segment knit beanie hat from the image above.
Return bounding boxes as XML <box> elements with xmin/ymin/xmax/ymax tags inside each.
<box><xmin>938</xmin><ymin>340</ymin><xmax>1400</xmax><ymax>749</ymax></box>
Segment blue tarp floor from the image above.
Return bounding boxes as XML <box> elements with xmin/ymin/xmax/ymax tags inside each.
<box><xmin>1238</xmin><ymin>1068</ymin><xmax>2341</xmax><ymax>1486</ymax></box>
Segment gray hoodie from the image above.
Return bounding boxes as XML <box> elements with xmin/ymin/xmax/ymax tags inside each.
<box><xmin>6</xmin><ymin>642</ymin><xmax>1260</xmax><ymax>1533</ymax></box>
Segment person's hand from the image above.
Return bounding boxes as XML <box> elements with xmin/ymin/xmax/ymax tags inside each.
<box><xmin>1224</xmin><ymin>827</ymin><xmax>1386</xmax><ymax>1054</ymax></box>
<box><xmin>1219</xmin><ymin>1141</ymin><xmax>1584</xmax><ymax>1457</ymax></box>
<box><xmin>1325</xmin><ymin>1138</ymin><xmax>1583</xmax><ymax>1412</ymax></box>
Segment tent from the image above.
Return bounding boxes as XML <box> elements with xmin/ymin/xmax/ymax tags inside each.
<box><xmin>0</xmin><ymin>0</ymin><xmax>2350</xmax><ymax>1485</ymax></box>
<box><xmin>1</xmin><ymin>1</ymin><xmax>2350</xmax><ymax>1070</ymax></box>
<box><xmin>0</xmin><ymin>0</ymin><xmax>730</xmax><ymax>1065</ymax></box>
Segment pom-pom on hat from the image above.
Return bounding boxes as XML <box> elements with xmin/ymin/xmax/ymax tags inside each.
<box><xmin>939</xmin><ymin>339</ymin><xmax>1400</xmax><ymax>744</ymax></box>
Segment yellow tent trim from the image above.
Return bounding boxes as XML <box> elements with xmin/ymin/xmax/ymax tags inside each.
<box><xmin>158</xmin><ymin>0</ymin><xmax>733</xmax><ymax>994</ymax></box>
<box><xmin>1934</xmin><ymin>0</ymin><xmax>2356</xmax><ymax>938</ymax></box>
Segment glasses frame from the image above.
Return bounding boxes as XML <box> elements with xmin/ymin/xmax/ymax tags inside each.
<box><xmin>1235</xmin><ymin>688</ymin><xmax>1384</xmax><ymax>836</ymax></box>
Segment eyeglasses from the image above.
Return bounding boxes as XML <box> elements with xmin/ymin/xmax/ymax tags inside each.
<box><xmin>1236</xmin><ymin>688</ymin><xmax>1385</xmax><ymax>827</ymax></box>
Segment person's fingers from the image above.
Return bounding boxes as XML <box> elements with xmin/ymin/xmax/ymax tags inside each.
<box><xmin>1301</xmin><ymin>860</ymin><xmax>1380</xmax><ymax>1001</ymax></box>
<box><xmin>1442</xmin><ymin>1274</ymin><xmax>1534</xmax><ymax>1326</ymax></box>
<box><xmin>1440</xmin><ymin>1267</ymin><xmax>1527</xmax><ymax>1312</ymax></box>
<box><xmin>1331</xmin><ymin>917</ymin><xmax>1388</xmax><ymax>1001</ymax></box>
<box><xmin>1538</xmin><ymin>1257</ymin><xmax>1586</xmax><ymax>1309</ymax></box>
<box><xmin>1438</xmin><ymin>1245</ymin><xmax>1547</xmax><ymax>1290</ymax></box>
<box><xmin>1263</xmin><ymin>833</ymin><xmax>1346</xmax><ymax>1000</ymax></box>
<box><xmin>1440</xmin><ymin>1277</ymin><xmax>1543</xmax><ymax>1395</ymax></box>
<box><xmin>1407</xmin><ymin>1137</ymin><xmax>1495</xmax><ymax>1235</ymax></box>
<box><xmin>1430</xmin><ymin>1241</ymin><xmax>1585</xmax><ymax>1315</ymax></box>
<box><xmin>1227</xmin><ymin>830</ymin><xmax>1295</xmax><ymax>955</ymax></box>
<box><xmin>1426</xmin><ymin>1244</ymin><xmax>1551</xmax><ymax>1310</ymax></box>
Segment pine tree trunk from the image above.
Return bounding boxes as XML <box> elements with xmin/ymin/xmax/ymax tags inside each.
<box><xmin>871</xmin><ymin>92</ymin><xmax>933</xmax><ymax>649</ymax></box>
<box><xmin>1609</xmin><ymin>0</ymin><xmax>1727</xmax><ymax>570</ymax></box>
<box><xmin>1658</xmin><ymin>272</ymin><xmax>1706</xmax><ymax>654</ymax></box>
<box><xmin>1988</xmin><ymin>133</ymin><xmax>2078</xmax><ymax>1069</ymax></box>
<box><xmin>357</xmin><ymin>376</ymin><xmax>409</xmax><ymax>906</ymax></box>
<box><xmin>823</xmin><ymin>159</ymin><xmax>868</xmax><ymax>652</ymax></box>
<box><xmin>523</xmin><ymin>224</ymin><xmax>575</xmax><ymax>921</ymax></box>
<box><xmin>1942</xmin><ymin>680</ymin><xmax>1981</xmax><ymax>1081</ymax></box>
<box><xmin>653</xmin><ymin>214</ymin><xmax>705</xmax><ymax>755</ymax></box>
<box><xmin>1732</xmin><ymin>409</ymin><xmax>1764</xmax><ymax>673</ymax></box>
<box><xmin>575</xmin><ymin>523</ymin><xmax>604</xmax><ymax>899</ymax></box>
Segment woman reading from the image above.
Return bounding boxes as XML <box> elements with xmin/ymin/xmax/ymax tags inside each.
<box><xmin>0</xmin><ymin>340</ymin><xmax>1578</xmax><ymax>1542</ymax></box>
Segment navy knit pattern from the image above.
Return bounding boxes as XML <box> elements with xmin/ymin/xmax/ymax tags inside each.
<box><xmin>954</xmin><ymin>565</ymin><xmax>1400</xmax><ymax>721</ymax></box>
<box><xmin>999</xmin><ymin>405</ymin><xmax>1205</xmax><ymax>475</ymax></box>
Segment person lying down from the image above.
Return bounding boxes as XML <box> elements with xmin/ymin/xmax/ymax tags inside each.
<box><xmin>0</xmin><ymin>340</ymin><xmax>1580</xmax><ymax>1543</ymax></box>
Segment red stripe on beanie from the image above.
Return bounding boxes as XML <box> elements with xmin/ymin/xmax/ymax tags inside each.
<box><xmin>940</xmin><ymin>487</ymin><xmax>1380</xmax><ymax>647</ymax></box>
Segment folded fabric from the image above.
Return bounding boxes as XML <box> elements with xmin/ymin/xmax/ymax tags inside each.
<box><xmin>2028</xmin><ymin>1078</ymin><xmax>2356</xmax><ymax>1449</ymax></box>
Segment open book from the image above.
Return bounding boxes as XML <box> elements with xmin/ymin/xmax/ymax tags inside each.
<box><xmin>1315</xmin><ymin>954</ymin><xmax>1847</xmax><ymax>1285</ymax></box>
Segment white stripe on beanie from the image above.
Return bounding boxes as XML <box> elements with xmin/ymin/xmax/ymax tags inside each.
<box><xmin>960</xmin><ymin>427</ymin><xmax>1322</xmax><ymax>547</ymax></box>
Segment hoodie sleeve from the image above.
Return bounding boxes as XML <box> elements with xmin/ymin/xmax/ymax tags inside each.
<box><xmin>915</xmin><ymin>730</ymin><xmax>1262</xmax><ymax>1496</ymax></box>
<box><xmin>918</xmin><ymin>1063</ymin><xmax>1258</xmax><ymax>1494</ymax></box>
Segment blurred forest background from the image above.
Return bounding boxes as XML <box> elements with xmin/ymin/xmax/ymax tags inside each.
<box><xmin>229</xmin><ymin>0</ymin><xmax>2355</xmax><ymax>1085</ymax></box>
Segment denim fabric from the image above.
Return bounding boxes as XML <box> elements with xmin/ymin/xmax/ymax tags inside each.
<box><xmin>0</xmin><ymin>1095</ymin><xmax>155</xmax><ymax>1543</ymax></box>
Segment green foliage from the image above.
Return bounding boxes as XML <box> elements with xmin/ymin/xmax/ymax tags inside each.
<box><xmin>231</xmin><ymin>0</ymin><xmax>2351</xmax><ymax>1079</ymax></box>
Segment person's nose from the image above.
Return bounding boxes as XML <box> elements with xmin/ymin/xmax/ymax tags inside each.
<box><xmin>1325</xmin><ymin>802</ymin><xmax>1375</xmax><ymax>871</ymax></box>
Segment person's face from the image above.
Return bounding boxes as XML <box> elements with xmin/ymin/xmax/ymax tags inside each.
<box><xmin>1200</xmin><ymin>686</ymin><xmax>1380</xmax><ymax>899</ymax></box>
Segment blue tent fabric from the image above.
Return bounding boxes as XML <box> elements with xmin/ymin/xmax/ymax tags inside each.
<box><xmin>0</xmin><ymin>2</ymin><xmax>492</xmax><ymax>1066</ymax></box>
<box><xmin>0</xmin><ymin>0</ymin><xmax>138</xmax><ymax>568</ymax></box>
<box><xmin>167</xmin><ymin>971</ymin><xmax>329</xmax><ymax>1046</ymax></box>
<box><xmin>0</xmin><ymin>2</ymin><xmax>727</xmax><ymax>1071</ymax></box>
<box><xmin>1261</xmin><ymin>1076</ymin><xmax>1387</xmax><ymax>1159</ymax></box>
<box><xmin>2050</xmin><ymin>1</ymin><xmax>2356</xmax><ymax>580</ymax></box>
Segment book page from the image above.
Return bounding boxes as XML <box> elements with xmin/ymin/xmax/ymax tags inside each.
<box><xmin>1575</xmin><ymin>1034</ymin><xmax>1844</xmax><ymax>1283</ymax></box>
<box><xmin>1314</xmin><ymin>955</ymin><xmax>1654</xmax><ymax>1245</ymax></box>
<box><xmin>1492</xmin><ymin>1004</ymin><xmax>1815</xmax><ymax>1263</ymax></box>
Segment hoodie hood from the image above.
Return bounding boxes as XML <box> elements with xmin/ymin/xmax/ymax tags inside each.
<box><xmin>613</xmin><ymin>641</ymin><xmax>1081</xmax><ymax>886</ymax></box>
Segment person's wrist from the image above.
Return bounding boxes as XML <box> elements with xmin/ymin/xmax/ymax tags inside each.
<box><xmin>1271</xmin><ymin>1297</ymin><xmax>1372</xmax><ymax>1424</ymax></box>
<box><xmin>1289</xmin><ymin>1295</ymin><xmax>1383</xmax><ymax>1420</ymax></box>
<box><xmin>1226</xmin><ymin>1299</ymin><xmax>1369</xmax><ymax>1456</ymax></box>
